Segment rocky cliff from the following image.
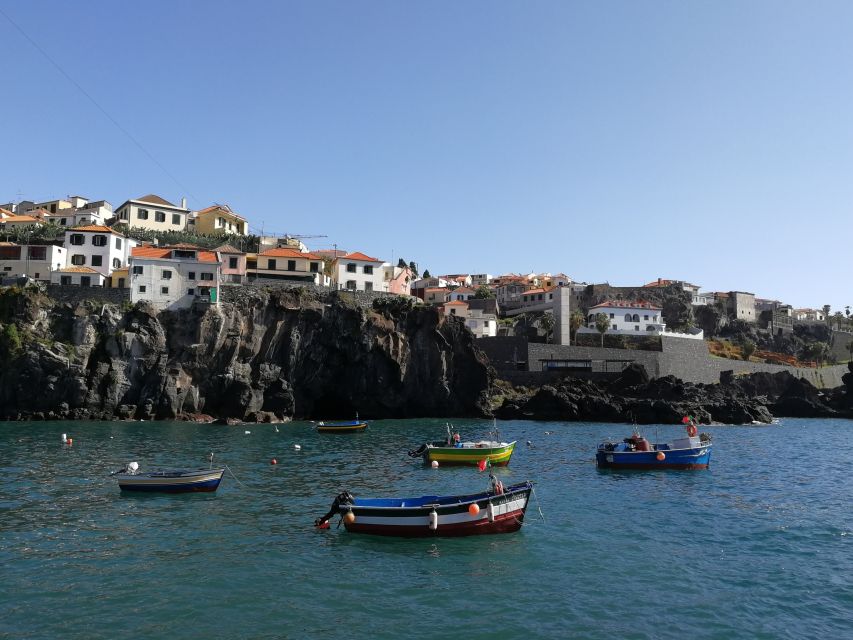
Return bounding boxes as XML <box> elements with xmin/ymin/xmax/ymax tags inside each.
<box><xmin>0</xmin><ymin>287</ymin><xmax>493</xmax><ymax>422</ymax></box>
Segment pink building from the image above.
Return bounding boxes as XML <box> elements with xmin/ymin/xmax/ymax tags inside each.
<box><xmin>216</xmin><ymin>243</ymin><xmax>247</xmax><ymax>284</ymax></box>
<box><xmin>384</xmin><ymin>264</ymin><xmax>413</xmax><ymax>295</ymax></box>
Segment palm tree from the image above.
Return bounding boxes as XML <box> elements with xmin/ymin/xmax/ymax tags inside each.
<box><xmin>847</xmin><ymin>340</ymin><xmax>853</xmax><ymax>363</ymax></box>
<box><xmin>595</xmin><ymin>313</ymin><xmax>610</xmax><ymax>348</ymax></box>
<box><xmin>570</xmin><ymin>311</ymin><xmax>584</xmax><ymax>345</ymax></box>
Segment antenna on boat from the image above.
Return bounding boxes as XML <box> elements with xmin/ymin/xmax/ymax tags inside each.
<box><xmin>209</xmin><ymin>452</ymin><xmax>214</xmax><ymax>469</ymax></box>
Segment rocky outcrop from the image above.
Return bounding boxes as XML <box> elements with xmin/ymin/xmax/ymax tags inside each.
<box><xmin>0</xmin><ymin>287</ymin><xmax>493</xmax><ymax>422</ymax></box>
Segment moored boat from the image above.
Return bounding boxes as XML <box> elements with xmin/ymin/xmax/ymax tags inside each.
<box><xmin>111</xmin><ymin>462</ymin><xmax>225</xmax><ymax>493</ymax></box>
<box><xmin>596</xmin><ymin>417</ymin><xmax>712</xmax><ymax>470</ymax></box>
<box><xmin>315</xmin><ymin>477</ymin><xmax>533</xmax><ymax>537</ymax></box>
<box><xmin>408</xmin><ymin>424</ymin><xmax>516</xmax><ymax>466</ymax></box>
<box><xmin>316</xmin><ymin>415</ymin><xmax>368</xmax><ymax>433</ymax></box>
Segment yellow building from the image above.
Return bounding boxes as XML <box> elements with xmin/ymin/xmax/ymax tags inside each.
<box><xmin>191</xmin><ymin>204</ymin><xmax>248</xmax><ymax>236</ymax></box>
<box><xmin>108</xmin><ymin>267</ymin><xmax>129</xmax><ymax>288</ymax></box>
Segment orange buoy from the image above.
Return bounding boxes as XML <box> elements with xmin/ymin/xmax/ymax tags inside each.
<box><xmin>656</xmin><ymin>451</ymin><xmax>665</xmax><ymax>461</ymax></box>
<box><xmin>66</xmin><ymin>438</ymin><xmax>73</xmax><ymax>445</ymax></box>
<box><xmin>344</xmin><ymin>511</ymin><xmax>356</xmax><ymax>524</ymax></box>
<box><xmin>468</xmin><ymin>503</ymin><xmax>480</xmax><ymax>516</ymax></box>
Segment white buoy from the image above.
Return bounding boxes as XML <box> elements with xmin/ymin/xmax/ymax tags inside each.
<box><xmin>431</xmin><ymin>460</ymin><xmax>439</xmax><ymax>469</ymax></box>
<box><xmin>487</xmin><ymin>501</ymin><xmax>495</xmax><ymax>523</ymax></box>
<box><xmin>429</xmin><ymin>510</ymin><xmax>438</xmax><ymax>531</ymax></box>
<box><xmin>61</xmin><ymin>433</ymin><xmax>67</xmax><ymax>443</ymax></box>
<box><xmin>294</xmin><ymin>444</ymin><xmax>301</xmax><ymax>451</ymax></box>
<box><xmin>244</xmin><ymin>430</ymin><xmax>251</xmax><ymax>435</ymax></box>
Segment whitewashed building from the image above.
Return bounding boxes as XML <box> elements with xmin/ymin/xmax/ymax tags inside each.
<box><xmin>0</xmin><ymin>243</ymin><xmax>67</xmax><ymax>281</ymax></box>
<box><xmin>332</xmin><ymin>252</ymin><xmax>385</xmax><ymax>292</ymax></box>
<box><xmin>50</xmin><ymin>266</ymin><xmax>106</xmax><ymax>287</ymax></box>
<box><xmin>470</xmin><ymin>273</ymin><xmax>492</xmax><ymax>286</ymax></box>
<box><xmin>582</xmin><ymin>301</ymin><xmax>666</xmax><ymax>334</ymax></box>
<box><xmin>442</xmin><ymin>301</ymin><xmax>497</xmax><ymax>338</ymax></box>
<box><xmin>64</xmin><ymin>225</ymin><xmax>135</xmax><ymax>278</ymax></box>
<box><xmin>115</xmin><ymin>194</ymin><xmax>191</xmax><ymax>232</ymax></box>
<box><xmin>45</xmin><ymin>199</ymin><xmax>113</xmax><ymax>228</ymax></box>
<box><xmin>448</xmin><ymin>286</ymin><xmax>476</xmax><ymax>302</ymax></box>
<box><xmin>129</xmin><ymin>244</ymin><xmax>221</xmax><ymax>310</ymax></box>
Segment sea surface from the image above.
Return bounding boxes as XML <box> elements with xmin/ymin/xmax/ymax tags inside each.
<box><xmin>0</xmin><ymin>418</ymin><xmax>851</xmax><ymax>639</ymax></box>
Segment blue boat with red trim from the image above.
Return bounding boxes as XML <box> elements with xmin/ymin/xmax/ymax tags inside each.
<box><xmin>596</xmin><ymin>417</ymin><xmax>712</xmax><ymax>470</ymax></box>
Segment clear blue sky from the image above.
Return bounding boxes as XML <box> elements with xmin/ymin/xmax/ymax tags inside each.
<box><xmin>2</xmin><ymin>1</ymin><xmax>852</xmax><ymax>311</ymax></box>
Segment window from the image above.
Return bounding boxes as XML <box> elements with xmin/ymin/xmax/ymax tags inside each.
<box><xmin>162</xmin><ymin>269</ymin><xmax>172</xmax><ymax>280</ymax></box>
<box><xmin>60</xmin><ymin>218</ymin><xmax>67</xmax><ymax>225</ymax></box>
<box><xmin>91</xmin><ymin>256</ymin><xmax>103</xmax><ymax>267</ymax></box>
<box><xmin>347</xmin><ymin>263</ymin><xmax>356</xmax><ymax>273</ymax></box>
<box><xmin>188</xmin><ymin>271</ymin><xmax>196</xmax><ymax>280</ymax></box>
<box><xmin>365</xmin><ymin>282</ymin><xmax>373</xmax><ymax>292</ymax></box>
<box><xmin>218</xmin><ymin>217</ymin><xmax>225</xmax><ymax>227</ymax></box>
<box><xmin>612</xmin><ymin>324</ymin><xmax>617</xmax><ymax>330</ymax></box>
<box><xmin>70</xmin><ymin>234</ymin><xmax>85</xmax><ymax>245</ymax></box>
<box><xmin>363</xmin><ymin>265</ymin><xmax>373</xmax><ymax>275</ymax></box>
<box><xmin>635</xmin><ymin>325</ymin><xmax>640</xmax><ymax>331</ymax></box>
<box><xmin>115</xmin><ymin>238</ymin><xmax>122</xmax><ymax>250</ymax></box>
<box><xmin>120</xmin><ymin>210</ymin><xmax>128</xmax><ymax>220</ymax></box>
<box><xmin>346</xmin><ymin>280</ymin><xmax>356</xmax><ymax>290</ymax></box>
<box><xmin>34</xmin><ymin>273</ymin><xmax>39</xmax><ymax>279</ymax></box>
<box><xmin>450</xmin><ymin>308</ymin><xmax>456</xmax><ymax>315</ymax></box>
<box><xmin>50</xmin><ymin>204</ymin><xmax>57</xmax><ymax>213</ymax></box>
<box><xmin>117</xmin><ymin>278</ymin><xmax>125</xmax><ymax>288</ymax></box>
<box><xmin>138</xmin><ymin>285</ymin><xmax>146</xmax><ymax>293</ymax></box>
<box><xmin>624</xmin><ymin>313</ymin><xmax>632</xmax><ymax>322</ymax></box>
<box><xmin>267</xmin><ymin>259</ymin><xmax>276</xmax><ymax>270</ymax></box>
<box><xmin>71</xmin><ymin>254</ymin><xmax>86</xmax><ymax>265</ymax></box>
<box><xmin>79</xmin><ymin>217</ymin><xmax>88</xmax><ymax>224</ymax></box>
<box><xmin>113</xmin><ymin>258</ymin><xmax>121</xmax><ymax>269</ymax></box>
<box><xmin>200</xmin><ymin>273</ymin><xmax>213</xmax><ymax>281</ymax></box>
<box><xmin>229</xmin><ymin>257</ymin><xmax>238</xmax><ymax>269</ymax></box>
<box><xmin>137</xmin><ymin>209</ymin><xmax>149</xmax><ymax>220</ymax></box>
<box><xmin>61</xmin><ymin>276</ymin><xmax>71</xmax><ymax>285</ymax></box>
<box><xmin>537</xmin><ymin>294</ymin><xmax>543</xmax><ymax>301</ymax></box>
<box><xmin>155</xmin><ymin>211</ymin><xmax>166</xmax><ymax>222</ymax></box>
<box><xmin>80</xmin><ymin>276</ymin><xmax>91</xmax><ymax>287</ymax></box>
<box><xmin>287</xmin><ymin>260</ymin><xmax>296</xmax><ymax>271</ymax></box>
<box><xmin>161</xmin><ymin>286</ymin><xmax>169</xmax><ymax>294</ymax></box>
<box><xmin>609</xmin><ymin>313</ymin><xmax>614</xmax><ymax>319</ymax></box>
<box><xmin>132</xmin><ymin>266</ymin><xmax>143</xmax><ymax>275</ymax></box>
<box><xmin>187</xmin><ymin>288</ymin><xmax>195</xmax><ymax>296</ymax></box>
<box><xmin>2</xmin><ymin>266</ymin><xmax>10</xmax><ymax>271</ymax></box>
<box><xmin>28</xmin><ymin>246</ymin><xmax>46</xmax><ymax>260</ymax></box>
<box><xmin>92</xmin><ymin>235</ymin><xmax>107</xmax><ymax>247</ymax></box>
<box><xmin>172</xmin><ymin>213</ymin><xmax>181</xmax><ymax>225</ymax></box>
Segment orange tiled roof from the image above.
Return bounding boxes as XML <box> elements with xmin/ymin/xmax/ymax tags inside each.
<box><xmin>55</xmin><ymin>266</ymin><xmax>101</xmax><ymax>274</ymax></box>
<box><xmin>195</xmin><ymin>204</ymin><xmax>247</xmax><ymax>221</ymax></box>
<box><xmin>215</xmin><ymin>243</ymin><xmax>244</xmax><ymax>254</ymax></box>
<box><xmin>131</xmin><ymin>246</ymin><xmax>218</xmax><ymax>263</ymax></box>
<box><xmin>259</xmin><ymin>247</ymin><xmax>321</xmax><ymax>259</ymax></box>
<box><xmin>4</xmin><ymin>215</ymin><xmax>41</xmax><ymax>223</ymax></box>
<box><xmin>70</xmin><ymin>224</ymin><xmax>122</xmax><ymax>235</ymax></box>
<box><xmin>444</xmin><ymin>300</ymin><xmax>469</xmax><ymax>306</ymax></box>
<box><xmin>341</xmin><ymin>251</ymin><xmax>381</xmax><ymax>262</ymax></box>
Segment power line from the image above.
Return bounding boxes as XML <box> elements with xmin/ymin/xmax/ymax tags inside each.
<box><xmin>0</xmin><ymin>6</ymin><xmax>200</xmax><ymax>206</ymax></box>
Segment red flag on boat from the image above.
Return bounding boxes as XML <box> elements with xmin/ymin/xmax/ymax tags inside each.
<box><xmin>477</xmin><ymin>459</ymin><xmax>488</xmax><ymax>472</ymax></box>
<box><xmin>682</xmin><ymin>416</ymin><xmax>690</xmax><ymax>424</ymax></box>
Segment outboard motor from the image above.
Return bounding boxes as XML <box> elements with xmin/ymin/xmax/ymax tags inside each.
<box><xmin>110</xmin><ymin>461</ymin><xmax>139</xmax><ymax>476</ymax></box>
<box><xmin>314</xmin><ymin>491</ymin><xmax>355</xmax><ymax>527</ymax></box>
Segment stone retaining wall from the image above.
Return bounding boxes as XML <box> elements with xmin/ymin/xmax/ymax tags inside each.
<box><xmin>45</xmin><ymin>285</ymin><xmax>129</xmax><ymax>306</ymax></box>
<box><xmin>219</xmin><ymin>282</ymin><xmax>397</xmax><ymax>308</ymax></box>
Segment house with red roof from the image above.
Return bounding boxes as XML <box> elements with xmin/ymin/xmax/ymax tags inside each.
<box><xmin>63</xmin><ymin>225</ymin><xmax>136</xmax><ymax>277</ymax></box>
<box><xmin>580</xmin><ymin>300</ymin><xmax>666</xmax><ymax>335</ymax></box>
<box><xmin>114</xmin><ymin>194</ymin><xmax>191</xmax><ymax>233</ymax></box>
<box><xmin>332</xmin><ymin>251</ymin><xmax>385</xmax><ymax>292</ymax></box>
<box><xmin>247</xmin><ymin>247</ymin><xmax>328</xmax><ymax>285</ymax></box>
<box><xmin>129</xmin><ymin>244</ymin><xmax>221</xmax><ymax>309</ymax></box>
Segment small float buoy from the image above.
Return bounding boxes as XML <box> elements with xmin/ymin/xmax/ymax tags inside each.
<box><xmin>344</xmin><ymin>511</ymin><xmax>355</xmax><ymax>524</ymax></box>
<box><xmin>656</xmin><ymin>451</ymin><xmax>665</xmax><ymax>461</ymax></box>
<box><xmin>61</xmin><ymin>433</ymin><xmax>67</xmax><ymax>444</ymax></box>
<box><xmin>244</xmin><ymin>430</ymin><xmax>251</xmax><ymax>435</ymax></box>
<box><xmin>316</xmin><ymin>520</ymin><xmax>330</xmax><ymax>529</ymax></box>
<box><xmin>429</xmin><ymin>510</ymin><xmax>438</xmax><ymax>530</ymax></box>
<box><xmin>431</xmin><ymin>460</ymin><xmax>439</xmax><ymax>469</ymax></box>
<box><xmin>66</xmin><ymin>438</ymin><xmax>73</xmax><ymax>445</ymax></box>
<box><xmin>294</xmin><ymin>444</ymin><xmax>301</xmax><ymax>451</ymax></box>
<box><xmin>270</xmin><ymin>458</ymin><xmax>277</xmax><ymax>465</ymax></box>
<box><xmin>468</xmin><ymin>503</ymin><xmax>480</xmax><ymax>516</ymax></box>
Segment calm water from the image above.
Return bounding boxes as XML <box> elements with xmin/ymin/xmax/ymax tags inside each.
<box><xmin>1</xmin><ymin>418</ymin><xmax>851</xmax><ymax>639</ymax></box>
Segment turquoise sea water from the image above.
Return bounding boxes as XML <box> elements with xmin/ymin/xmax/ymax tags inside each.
<box><xmin>1</xmin><ymin>418</ymin><xmax>851</xmax><ymax>639</ymax></box>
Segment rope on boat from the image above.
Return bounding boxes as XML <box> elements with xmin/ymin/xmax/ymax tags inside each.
<box><xmin>224</xmin><ymin>464</ymin><xmax>246</xmax><ymax>488</ymax></box>
<box><xmin>532</xmin><ymin>486</ymin><xmax>545</xmax><ymax>523</ymax></box>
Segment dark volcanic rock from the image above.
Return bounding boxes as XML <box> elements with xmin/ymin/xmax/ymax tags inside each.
<box><xmin>0</xmin><ymin>288</ymin><xmax>493</xmax><ymax>422</ymax></box>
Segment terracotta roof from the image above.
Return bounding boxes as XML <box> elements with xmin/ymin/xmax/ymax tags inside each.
<box><xmin>0</xmin><ymin>208</ymin><xmax>14</xmax><ymax>217</ymax></box>
<box><xmin>131</xmin><ymin>246</ymin><xmax>218</xmax><ymax>263</ymax></box>
<box><xmin>3</xmin><ymin>215</ymin><xmax>41</xmax><ymax>223</ymax></box>
<box><xmin>453</xmin><ymin>286</ymin><xmax>476</xmax><ymax>294</ymax></box>
<box><xmin>215</xmin><ymin>243</ymin><xmax>244</xmax><ymax>254</ymax></box>
<box><xmin>523</xmin><ymin>288</ymin><xmax>552</xmax><ymax>296</ymax></box>
<box><xmin>136</xmin><ymin>194</ymin><xmax>176</xmax><ymax>207</ymax></box>
<box><xmin>590</xmin><ymin>300</ymin><xmax>662</xmax><ymax>310</ymax></box>
<box><xmin>195</xmin><ymin>204</ymin><xmax>247</xmax><ymax>221</ymax></box>
<box><xmin>168</xmin><ymin>242</ymin><xmax>204</xmax><ymax>250</ymax></box>
<box><xmin>259</xmin><ymin>247</ymin><xmax>321</xmax><ymax>259</ymax></box>
<box><xmin>55</xmin><ymin>266</ymin><xmax>101</xmax><ymax>274</ymax></box>
<box><xmin>425</xmin><ymin>288</ymin><xmax>448</xmax><ymax>293</ymax></box>
<box><xmin>69</xmin><ymin>224</ymin><xmax>123</xmax><ymax>235</ymax></box>
<box><xmin>340</xmin><ymin>251</ymin><xmax>381</xmax><ymax>262</ymax></box>
<box><xmin>444</xmin><ymin>300</ymin><xmax>469</xmax><ymax>306</ymax></box>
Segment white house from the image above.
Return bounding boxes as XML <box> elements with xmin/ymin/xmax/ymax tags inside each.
<box><xmin>129</xmin><ymin>244</ymin><xmax>221</xmax><ymax>310</ymax></box>
<box><xmin>442</xmin><ymin>301</ymin><xmax>497</xmax><ymax>338</ymax></box>
<box><xmin>448</xmin><ymin>286</ymin><xmax>476</xmax><ymax>302</ymax></box>
<box><xmin>470</xmin><ymin>273</ymin><xmax>492</xmax><ymax>286</ymax></box>
<box><xmin>45</xmin><ymin>199</ymin><xmax>113</xmax><ymax>228</ymax></box>
<box><xmin>0</xmin><ymin>243</ymin><xmax>67</xmax><ymax>281</ymax></box>
<box><xmin>582</xmin><ymin>300</ymin><xmax>666</xmax><ymax>334</ymax></box>
<box><xmin>64</xmin><ymin>225</ymin><xmax>135</xmax><ymax>278</ymax></box>
<box><xmin>333</xmin><ymin>251</ymin><xmax>385</xmax><ymax>292</ymax></box>
<box><xmin>114</xmin><ymin>194</ymin><xmax>191</xmax><ymax>232</ymax></box>
<box><xmin>50</xmin><ymin>266</ymin><xmax>106</xmax><ymax>287</ymax></box>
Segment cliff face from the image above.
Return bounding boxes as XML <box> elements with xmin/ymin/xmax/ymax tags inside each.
<box><xmin>0</xmin><ymin>288</ymin><xmax>493</xmax><ymax>421</ymax></box>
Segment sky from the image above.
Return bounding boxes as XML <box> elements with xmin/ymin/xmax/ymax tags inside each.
<box><xmin>2</xmin><ymin>1</ymin><xmax>852</xmax><ymax>311</ymax></box>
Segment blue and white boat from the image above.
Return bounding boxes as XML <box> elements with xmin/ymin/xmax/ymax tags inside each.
<box><xmin>596</xmin><ymin>419</ymin><xmax>712</xmax><ymax>470</ymax></box>
<box><xmin>111</xmin><ymin>461</ymin><xmax>225</xmax><ymax>493</ymax></box>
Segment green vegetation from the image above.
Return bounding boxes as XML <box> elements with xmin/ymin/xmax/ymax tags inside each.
<box><xmin>594</xmin><ymin>313</ymin><xmax>610</xmax><ymax>348</ymax></box>
<box><xmin>473</xmin><ymin>285</ymin><xmax>494</xmax><ymax>299</ymax></box>
<box><xmin>0</xmin><ymin>323</ymin><xmax>22</xmax><ymax>359</ymax></box>
<box><xmin>741</xmin><ymin>340</ymin><xmax>756</xmax><ymax>361</ymax></box>
<box><xmin>570</xmin><ymin>311</ymin><xmax>584</xmax><ymax>346</ymax></box>
<box><xmin>112</xmin><ymin>224</ymin><xmax>255</xmax><ymax>251</ymax></box>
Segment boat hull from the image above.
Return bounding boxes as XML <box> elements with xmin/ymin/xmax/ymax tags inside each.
<box><xmin>341</xmin><ymin>482</ymin><xmax>532</xmax><ymax>537</ymax></box>
<box><xmin>116</xmin><ymin>468</ymin><xmax>225</xmax><ymax>493</ymax></box>
<box><xmin>424</xmin><ymin>441</ymin><xmax>516</xmax><ymax>466</ymax></box>
<box><xmin>596</xmin><ymin>446</ymin><xmax>712</xmax><ymax>470</ymax></box>
<box><xmin>317</xmin><ymin>421</ymin><xmax>368</xmax><ymax>434</ymax></box>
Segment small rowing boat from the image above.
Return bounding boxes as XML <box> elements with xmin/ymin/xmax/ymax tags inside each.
<box><xmin>314</xmin><ymin>476</ymin><xmax>533</xmax><ymax>537</ymax></box>
<box><xmin>111</xmin><ymin>461</ymin><xmax>225</xmax><ymax>493</ymax></box>
<box><xmin>316</xmin><ymin>414</ymin><xmax>368</xmax><ymax>433</ymax></box>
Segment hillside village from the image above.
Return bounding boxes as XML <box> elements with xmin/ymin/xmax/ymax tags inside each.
<box><xmin>1</xmin><ymin>193</ymin><xmax>851</xmax><ymax>370</ymax></box>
